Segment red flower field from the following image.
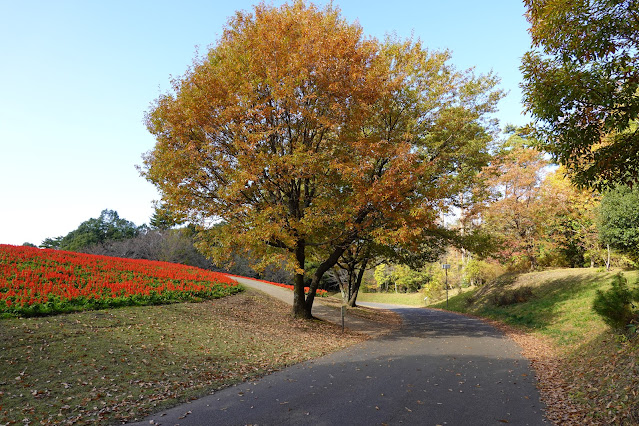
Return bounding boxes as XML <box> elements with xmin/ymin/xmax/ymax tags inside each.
<box><xmin>0</xmin><ymin>244</ymin><xmax>242</xmax><ymax>316</ymax></box>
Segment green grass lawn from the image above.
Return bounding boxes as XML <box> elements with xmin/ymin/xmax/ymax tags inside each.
<box><xmin>346</xmin><ymin>291</ymin><xmax>429</xmax><ymax>306</ymax></box>
<box><xmin>430</xmin><ymin>268</ymin><xmax>639</xmax><ymax>424</ymax></box>
<box><xmin>0</xmin><ymin>289</ymin><xmax>367</xmax><ymax>425</ymax></box>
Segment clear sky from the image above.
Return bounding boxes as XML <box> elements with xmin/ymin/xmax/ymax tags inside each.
<box><xmin>0</xmin><ymin>0</ymin><xmax>531</xmax><ymax>246</ymax></box>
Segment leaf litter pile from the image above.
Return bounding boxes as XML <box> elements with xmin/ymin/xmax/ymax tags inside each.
<box><xmin>0</xmin><ymin>289</ymin><xmax>368</xmax><ymax>425</ymax></box>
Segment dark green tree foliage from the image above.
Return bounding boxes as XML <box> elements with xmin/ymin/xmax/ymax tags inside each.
<box><xmin>40</xmin><ymin>237</ymin><xmax>63</xmax><ymax>249</ymax></box>
<box><xmin>521</xmin><ymin>0</ymin><xmax>639</xmax><ymax>189</ymax></box>
<box><xmin>598</xmin><ymin>185</ymin><xmax>639</xmax><ymax>260</ymax></box>
<box><xmin>592</xmin><ymin>273</ymin><xmax>639</xmax><ymax>330</ymax></box>
<box><xmin>40</xmin><ymin>209</ymin><xmax>141</xmax><ymax>252</ymax></box>
<box><xmin>149</xmin><ymin>203</ymin><xmax>184</xmax><ymax>230</ymax></box>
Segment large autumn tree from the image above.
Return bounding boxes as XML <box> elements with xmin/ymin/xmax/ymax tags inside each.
<box><xmin>521</xmin><ymin>0</ymin><xmax>639</xmax><ymax>189</ymax></box>
<box><xmin>541</xmin><ymin>168</ymin><xmax>601</xmax><ymax>267</ymax></box>
<box><xmin>477</xmin><ymin>131</ymin><xmax>550</xmax><ymax>270</ymax></box>
<box><xmin>142</xmin><ymin>1</ymin><xmax>501</xmax><ymax>318</ymax></box>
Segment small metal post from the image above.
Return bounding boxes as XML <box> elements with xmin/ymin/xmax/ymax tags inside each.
<box><xmin>442</xmin><ymin>263</ymin><xmax>451</xmax><ymax>308</ymax></box>
<box><xmin>446</xmin><ymin>268</ymin><xmax>449</xmax><ymax>308</ymax></box>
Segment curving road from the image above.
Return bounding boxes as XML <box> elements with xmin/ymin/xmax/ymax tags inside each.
<box><xmin>130</xmin><ymin>279</ymin><xmax>547</xmax><ymax>425</ymax></box>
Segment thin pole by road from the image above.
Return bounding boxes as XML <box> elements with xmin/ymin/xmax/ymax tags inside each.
<box><xmin>129</xmin><ymin>278</ymin><xmax>547</xmax><ymax>425</ymax></box>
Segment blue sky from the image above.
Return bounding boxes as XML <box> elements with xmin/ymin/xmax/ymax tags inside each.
<box><xmin>0</xmin><ymin>0</ymin><xmax>531</xmax><ymax>246</ymax></box>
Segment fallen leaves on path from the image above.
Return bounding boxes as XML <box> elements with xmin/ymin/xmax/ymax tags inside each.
<box><xmin>490</xmin><ymin>323</ymin><xmax>588</xmax><ymax>425</ymax></box>
<box><xmin>431</xmin><ymin>309</ymin><xmax>589</xmax><ymax>425</ymax></box>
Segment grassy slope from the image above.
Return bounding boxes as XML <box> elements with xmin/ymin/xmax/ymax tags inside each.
<box><xmin>0</xmin><ymin>289</ymin><xmax>367</xmax><ymax>425</ymax></box>
<box><xmin>430</xmin><ymin>268</ymin><xmax>639</xmax><ymax>424</ymax></box>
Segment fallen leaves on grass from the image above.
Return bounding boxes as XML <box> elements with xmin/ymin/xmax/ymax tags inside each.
<box><xmin>562</xmin><ymin>334</ymin><xmax>639</xmax><ymax>425</ymax></box>
<box><xmin>317</xmin><ymin>297</ymin><xmax>403</xmax><ymax>328</ymax></box>
<box><xmin>0</xmin><ymin>290</ymin><xmax>367</xmax><ymax>425</ymax></box>
<box><xmin>469</xmin><ymin>315</ymin><xmax>638</xmax><ymax>425</ymax></box>
<box><xmin>492</xmin><ymin>323</ymin><xmax>589</xmax><ymax>425</ymax></box>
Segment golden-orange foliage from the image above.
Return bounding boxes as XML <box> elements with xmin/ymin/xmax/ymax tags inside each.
<box><xmin>142</xmin><ymin>1</ymin><xmax>502</xmax><ymax>317</ymax></box>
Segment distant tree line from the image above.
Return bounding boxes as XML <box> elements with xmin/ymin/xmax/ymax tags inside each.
<box><xmin>32</xmin><ymin>159</ymin><xmax>639</xmax><ymax>305</ymax></box>
<box><xmin>41</xmin><ymin>210</ymin><xmax>141</xmax><ymax>252</ymax></box>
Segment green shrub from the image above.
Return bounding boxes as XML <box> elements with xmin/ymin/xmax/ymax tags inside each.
<box><xmin>464</xmin><ymin>259</ymin><xmax>503</xmax><ymax>286</ymax></box>
<box><xmin>592</xmin><ymin>273</ymin><xmax>639</xmax><ymax>331</ymax></box>
<box><xmin>464</xmin><ymin>292</ymin><xmax>477</xmax><ymax>307</ymax></box>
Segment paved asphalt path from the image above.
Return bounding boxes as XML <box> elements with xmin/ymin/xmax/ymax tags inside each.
<box><xmin>130</xmin><ymin>278</ymin><xmax>547</xmax><ymax>425</ymax></box>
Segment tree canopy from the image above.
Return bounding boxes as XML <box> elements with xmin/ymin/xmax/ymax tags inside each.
<box><xmin>142</xmin><ymin>1</ymin><xmax>502</xmax><ymax>318</ymax></box>
<box><xmin>40</xmin><ymin>209</ymin><xmax>141</xmax><ymax>252</ymax></box>
<box><xmin>476</xmin><ymin>131</ymin><xmax>550</xmax><ymax>270</ymax></box>
<box><xmin>521</xmin><ymin>0</ymin><xmax>639</xmax><ymax>189</ymax></box>
<box><xmin>149</xmin><ymin>202</ymin><xmax>184</xmax><ymax>230</ymax></box>
<box><xmin>598</xmin><ymin>185</ymin><xmax>639</xmax><ymax>261</ymax></box>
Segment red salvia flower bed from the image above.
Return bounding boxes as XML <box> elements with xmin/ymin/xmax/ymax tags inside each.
<box><xmin>0</xmin><ymin>244</ymin><xmax>241</xmax><ymax>317</ymax></box>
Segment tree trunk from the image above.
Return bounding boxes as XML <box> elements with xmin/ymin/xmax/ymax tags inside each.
<box><xmin>527</xmin><ymin>243</ymin><xmax>538</xmax><ymax>271</ymax></box>
<box><xmin>301</xmin><ymin>243</ymin><xmax>349</xmax><ymax>319</ymax></box>
<box><xmin>347</xmin><ymin>263</ymin><xmax>355</xmax><ymax>303</ymax></box>
<box><xmin>347</xmin><ymin>289</ymin><xmax>359</xmax><ymax>307</ymax></box>
<box><xmin>292</xmin><ymin>272</ymin><xmax>309</xmax><ymax>318</ymax></box>
<box><xmin>292</xmin><ymin>239</ymin><xmax>311</xmax><ymax>319</ymax></box>
<box><xmin>303</xmin><ymin>291</ymin><xmax>314</xmax><ymax>319</ymax></box>
<box><xmin>347</xmin><ymin>256</ymin><xmax>368</xmax><ymax>307</ymax></box>
<box><xmin>333</xmin><ymin>268</ymin><xmax>347</xmax><ymax>303</ymax></box>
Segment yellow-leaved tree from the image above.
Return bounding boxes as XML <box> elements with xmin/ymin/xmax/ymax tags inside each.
<box><xmin>141</xmin><ymin>1</ymin><xmax>502</xmax><ymax>318</ymax></box>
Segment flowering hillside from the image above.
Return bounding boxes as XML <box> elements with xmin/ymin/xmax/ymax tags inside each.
<box><xmin>0</xmin><ymin>244</ymin><xmax>241</xmax><ymax>317</ymax></box>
